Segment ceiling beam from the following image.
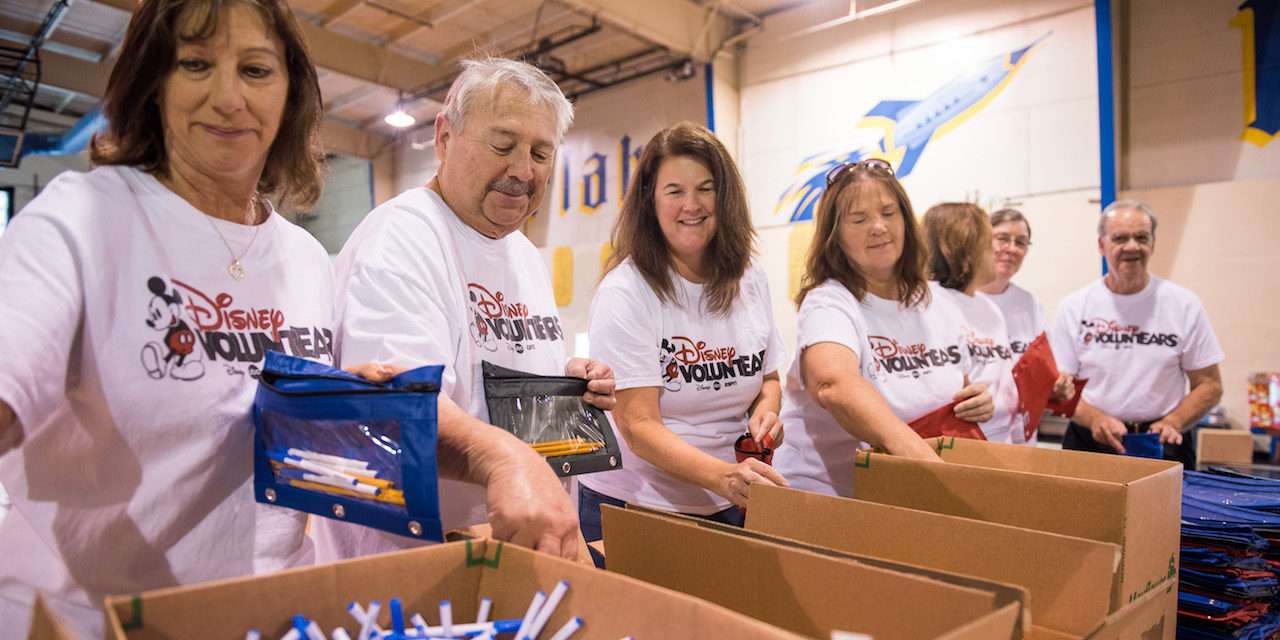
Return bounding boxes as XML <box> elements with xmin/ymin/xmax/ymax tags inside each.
<box><xmin>38</xmin><ymin>49</ymin><xmax>112</xmax><ymax>98</ymax></box>
<box><xmin>317</xmin><ymin>0</ymin><xmax>366</xmax><ymax>26</ymax></box>
<box><xmin>556</xmin><ymin>0</ymin><xmax>737</xmax><ymax>62</ymax></box>
<box><xmin>382</xmin><ymin>0</ymin><xmax>481</xmax><ymax>46</ymax></box>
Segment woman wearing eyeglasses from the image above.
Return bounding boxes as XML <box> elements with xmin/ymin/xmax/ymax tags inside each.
<box><xmin>923</xmin><ymin>203</ymin><xmax>1021</xmax><ymax>444</ymax></box>
<box><xmin>977</xmin><ymin>208</ymin><xmax>1048</xmax><ymax>444</ymax></box>
<box><xmin>772</xmin><ymin>160</ymin><xmax>994</xmax><ymax>497</ymax></box>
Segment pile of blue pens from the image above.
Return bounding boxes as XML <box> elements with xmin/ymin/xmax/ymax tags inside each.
<box><xmin>1180</xmin><ymin>469</ymin><xmax>1280</xmax><ymax>639</ymax></box>
<box><xmin>244</xmin><ymin>580</ymin><xmax>596</xmax><ymax>640</ymax></box>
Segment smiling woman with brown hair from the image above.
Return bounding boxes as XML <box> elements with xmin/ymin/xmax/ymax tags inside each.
<box><xmin>577</xmin><ymin>122</ymin><xmax>788</xmax><ymax>565</ymax></box>
<box><xmin>0</xmin><ymin>2</ymin><xmax>339</xmax><ymax>635</ymax></box>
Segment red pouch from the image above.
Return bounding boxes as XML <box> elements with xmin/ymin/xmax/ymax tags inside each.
<box><xmin>1011</xmin><ymin>333</ymin><xmax>1059</xmax><ymax>441</ymax></box>
<box><xmin>907</xmin><ymin>402</ymin><xmax>986</xmax><ymax>440</ymax></box>
<box><xmin>734</xmin><ymin>433</ymin><xmax>774</xmax><ymax>465</ymax></box>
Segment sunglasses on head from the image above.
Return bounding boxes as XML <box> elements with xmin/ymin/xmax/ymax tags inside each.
<box><xmin>825</xmin><ymin>158</ymin><xmax>894</xmax><ymax>186</ymax></box>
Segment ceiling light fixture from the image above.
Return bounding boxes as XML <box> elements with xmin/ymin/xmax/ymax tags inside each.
<box><xmin>384</xmin><ymin>92</ymin><xmax>417</xmax><ymax>128</ymax></box>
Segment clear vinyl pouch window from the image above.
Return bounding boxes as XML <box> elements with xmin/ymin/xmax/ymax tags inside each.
<box><xmin>482</xmin><ymin>361</ymin><xmax>621</xmax><ymax>477</ymax></box>
<box><xmin>253</xmin><ymin>351</ymin><xmax>444</xmax><ymax>541</ymax></box>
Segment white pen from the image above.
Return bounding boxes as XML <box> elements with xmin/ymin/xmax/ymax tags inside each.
<box><xmin>513</xmin><ymin>591</ymin><xmax>547</xmax><ymax>640</ymax></box>
<box><xmin>440</xmin><ymin>600</ymin><xmax>453</xmax><ymax>636</ymax></box>
<box><xmin>475</xmin><ymin>596</ymin><xmax>492</xmax><ymax>624</ymax></box>
<box><xmin>245</xmin><ymin>631</ymin><xmax>261</xmax><ymax>640</ymax></box>
<box><xmin>332</xmin><ymin>629</ymin><xmax>352</xmax><ymax>640</ymax></box>
<box><xmin>526</xmin><ymin>580</ymin><xmax>569</xmax><ymax>639</ymax></box>
<box><xmin>280</xmin><ymin>630</ymin><xmax>301</xmax><ymax>640</ymax></box>
<box><xmin>286</xmin><ymin>448</ymin><xmax>372</xmax><ymax>470</ymax></box>
<box><xmin>547</xmin><ymin>617</ymin><xmax>583</xmax><ymax>640</ymax></box>
<box><xmin>304</xmin><ymin>620</ymin><xmax>327</xmax><ymax>640</ymax></box>
<box><xmin>359</xmin><ymin>600</ymin><xmax>380</xmax><ymax>640</ymax></box>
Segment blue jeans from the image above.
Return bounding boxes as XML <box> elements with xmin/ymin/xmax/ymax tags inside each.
<box><xmin>578</xmin><ymin>483</ymin><xmax>745</xmax><ymax>568</ymax></box>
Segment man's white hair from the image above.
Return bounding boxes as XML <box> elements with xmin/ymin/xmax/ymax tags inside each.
<box><xmin>440</xmin><ymin>57</ymin><xmax>575</xmax><ymax>141</ymax></box>
<box><xmin>1098</xmin><ymin>199</ymin><xmax>1159</xmax><ymax>238</ymax></box>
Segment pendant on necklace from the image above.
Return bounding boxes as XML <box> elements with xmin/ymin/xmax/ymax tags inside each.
<box><xmin>228</xmin><ymin>260</ymin><xmax>246</xmax><ymax>281</ymax></box>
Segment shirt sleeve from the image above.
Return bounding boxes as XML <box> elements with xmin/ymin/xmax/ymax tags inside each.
<box><xmin>336</xmin><ymin>219</ymin><xmax>458</xmax><ymax>380</ymax></box>
<box><xmin>0</xmin><ymin>205</ymin><xmax>84</xmax><ymax>436</ymax></box>
<box><xmin>587</xmin><ymin>273</ymin><xmax>660</xmax><ymax>391</ymax></box>
<box><xmin>1180</xmin><ymin>298</ymin><xmax>1225</xmax><ymax>372</ymax></box>
<box><xmin>795</xmin><ymin>285</ymin><xmax>863</xmax><ymax>358</ymax></box>
<box><xmin>1049</xmin><ymin>297</ymin><xmax>1080</xmax><ymax>375</ymax></box>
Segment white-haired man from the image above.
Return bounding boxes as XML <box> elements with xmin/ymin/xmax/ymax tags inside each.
<box><xmin>1049</xmin><ymin>200</ymin><xmax>1223</xmax><ymax>458</ymax></box>
<box><xmin>313</xmin><ymin>58</ymin><xmax>615</xmax><ymax>561</ymax></box>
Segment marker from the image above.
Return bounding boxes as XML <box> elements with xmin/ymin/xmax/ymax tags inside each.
<box><xmin>513</xmin><ymin>591</ymin><xmax>547</xmax><ymax>640</ymax></box>
<box><xmin>389</xmin><ymin>598</ymin><xmax>406</xmax><ymax>637</ymax></box>
<box><xmin>440</xmin><ymin>600</ymin><xmax>453</xmax><ymax>636</ymax></box>
<box><xmin>526</xmin><ymin>580</ymin><xmax>569</xmax><ymax>639</ymax></box>
<box><xmin>475</xmin><ymin>596</ymin><xmax>492</xmax><ymax>624</ymax></box>
<box><xmin>547</xmin><ymin>617</ymin><xmax>583</xmax><ymax>640</ymax></box>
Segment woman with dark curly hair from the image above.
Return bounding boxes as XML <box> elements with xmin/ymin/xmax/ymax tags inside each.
<box><xmin>0</xmin><ymin>1</ymin><xmax>351</xmax><ymax>635</ymax></box>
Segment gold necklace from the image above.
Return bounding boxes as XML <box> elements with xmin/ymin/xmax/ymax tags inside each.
<box><xmin>204</xmin><ymin>195</ymin><xmax>263</xmax><ymax>281</ymax></box>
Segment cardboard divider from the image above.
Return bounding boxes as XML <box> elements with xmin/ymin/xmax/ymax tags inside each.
<box><xmin>102</xmin><ymin>539</ymin><xmax>805</xmax><ymax>640</ymax></box>
<box><xmin>602</xmin><ymin>504</ymin><xmax>1023</xmax><ymax>640</ymax></box>
<box><xmin>744</xmin><ymin>485</ymin><xmax>1119</xmax><ymax>636</ymax></box>
<box><xmin>853</xmin><ymin>437</ymin><xmax>1181</xmax><ymax>639</ymax></box>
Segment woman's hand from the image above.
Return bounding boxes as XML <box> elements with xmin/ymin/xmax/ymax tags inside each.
<box><xmin>953</xmin><ymin>381</ymin><xmax>994</xmax><ymax>423</ymax></box>
<box><xmin>1051</xmin><ymin>373</ymin><xmax>1076</xmax><ymax>402</ymax></box>
<box><xmin>747</xmin><ymin>410</ymin><xmax>784</xmax><ymax>448</ymax></box>
<box><xmin>566</xmin><ymin>358</ymin><xmax>616</xmax><ymax>411</ymax></box>
<box><xmin>344</xmin><ymin>362</ymin><xmax>403</xmax><ymax>383</ymax></box>
<box><xmin>713</xmin><ymin>459</ymin><xmax>787</xmax><ymax>508</ymax></box>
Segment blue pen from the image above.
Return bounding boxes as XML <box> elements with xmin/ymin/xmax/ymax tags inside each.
<box><xmin>389</xmin><ymin>598</ymin><xmax>406</xmax><ymax>637</ymax></box>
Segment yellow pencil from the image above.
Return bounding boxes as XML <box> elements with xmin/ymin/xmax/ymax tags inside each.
<box><xmin>288</xmin><ymin>479</ymin><xmax>406</xmax><ymax>506</ymax></box>
<box><xmin>535</xmin><ymin>442</ymin><xmax>605</xmax><ymax>457</ymax></box>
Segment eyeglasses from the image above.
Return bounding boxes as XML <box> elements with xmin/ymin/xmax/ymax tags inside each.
<box><xmin>993</xmin><ymin>233</ymin><xmax>1031</xmax><ymax>250</ymax></box>
<box><xmin>1108</xmin><ymin>232</ymin><xmax>1152</xmax><ymax>246</ymax></box>
<box><xmin>825</xmin><ymin>158</ymin><xmax>894</xmax><ymax>186</ymax></box>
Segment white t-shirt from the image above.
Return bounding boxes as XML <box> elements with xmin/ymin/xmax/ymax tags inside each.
<box><xmin>312</xmin><ymin>186</ymin><xmax>569</xmax><ymax>561</ymax></box>
<box><xmin>578</xmin><ymin>260</ymin><xmax>785</xmax><ymax>515</ymax></box>
<box><xmin>1049</xmin><ymin>276</ymin><xmax>1224</xmax><ymax>423</ymax></box>
<box><xmin>0</xmin><ymin>166</ymin><xmax>333</xmax><ymax>638</ymax></box>
<box><xmin>936</xmin><ymin>287</ymin><xmax>1020</xmax><ymax>444</ymax></box>
<box><xmin>773</xmin><ymin>280</ymin><xmax>971</xmax><ymax>497</ymax></box>
<box><xmin>979</xmin><ymin>282</ymin><xmax>1046</xmax><ymax>355</ymax></box>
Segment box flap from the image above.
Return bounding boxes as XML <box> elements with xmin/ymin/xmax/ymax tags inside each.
<box><xmin>27</xmin><ymin>595</ymin><xmax>78</xmax><ymax>640</ymax></box>
<box><xmin>925</xmin><ymin>437</ymin><xmax>1180</xmax><ymax>483</ymax></box>
<box><xmin>1196</xmin><ymin>429</ymin><xmax>1254</xmax><ymax>465</ymax></box>
<box><xmin>746</xmin><ymin>485</ymin><xmax>1118</xmax><ymax>635</ymax></box>
<box><xmin>604</xmin><ymin>505</ymin><xmax>1018</xmax><ymax>640</ymax></box>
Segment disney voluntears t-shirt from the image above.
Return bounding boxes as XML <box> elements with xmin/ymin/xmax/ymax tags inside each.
<box><xmin>0</xmin><ymin>166</ymin><xmax>334</xmax><ymax>639</ymax></box>
<box><xmin>979</xmin><ymin>282</ymin><xmax>1046</xmax><ymax>356</ymax></box>
<box><xmin>773</xmin><ymin>280</ymin><xmax>971</xmax><ymax>497</ymax></box>
<box><xmin>312</xmin><ymin>186</ymin><xmax>569</xmax><ymax>561</ymax></box>
<box><xmin>578</xmin><ymin>260</ymin><xmax>786</xmax><ymax>515</ymax></box>
<box><xmin>1049</xmin><ymin>276</ymin><xmax>1224</xmax><ymax>423</ymax></box>
<box><xmin>935</xmin><ymin>286</ymin><xmax>1020</xmax><ymax>443</ymax></box>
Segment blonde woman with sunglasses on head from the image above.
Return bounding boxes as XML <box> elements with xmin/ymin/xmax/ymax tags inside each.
<box><xmin>772</xmin><ymin>160</ymin><xmax>994</xmax><ymax>498</ymax></box>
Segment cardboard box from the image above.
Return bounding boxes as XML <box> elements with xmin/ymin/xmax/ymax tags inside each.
<box><xmin>104</xmin><ymin>539</ymin><xmax>804</xmax><ymax>640</ymax></box>
<box><xmin>852</xmin><ymin>437</ymin><xmax>1181</xmax><ymax>638</ymax></box>
<box><xmin>745</xmin><ymin>485</ymin><xmax>1119</xmax><ymax>636</ymax></box>
<box><xmin>1195</xmin><ymin>428</ymin><xmax>1254</xmax><ymax>465</ymax></box>
<box><xmin>603</xmin><ymin>505</ymin><xmax>1023</xmax><ymax>640</ymax></box>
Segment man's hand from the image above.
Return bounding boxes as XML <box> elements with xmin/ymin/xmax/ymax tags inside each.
<box><xmin>1149</xmin><ymin>419</ymin><xmax>1184</xmax><ymax>446</ymax></box>
<box><xmin>566</xmin><ymin>358</ymin><xmax>616</xmax><ymax>411</ymax></box>
<box><xmin>1089</xmin><ymin>413</ymin><xmax>1128</xmax><ymax>453</ymax></box>
<box><xmin>483</xmin><ymin>438</ymin><xmax>581</xmax><ymax>560</ymax></box>
<box><xmin>953</xmin><ymin>382</ymin><xmax>994</xmax><ymax>423</ymax></box>
<box><xmin>747</xmin><ymin>410</ymin><xmax>784</xmax><ymax>448</ymax></box>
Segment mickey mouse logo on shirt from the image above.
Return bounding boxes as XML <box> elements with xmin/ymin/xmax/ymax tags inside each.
<box><xmin>1079</xmin><ymin>318</ymin><xmax>1180</xmax><ymax>349</ymax></box>
<box><xmin>658</xmin><ymin>336</ymin><xmax>765</xmax><ymax>393</ymax></box>
<box><xmin>467</xmin><ymin>283</ymin><xmax>563</xmax><ymax>354</ymax></box>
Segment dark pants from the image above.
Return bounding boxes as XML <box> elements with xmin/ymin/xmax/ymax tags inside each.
<box><xmin>578</xmin><ymin>483</ymin><xmax>745</xmax><ymax>568</ymax></box>
<box><xmin>1063</xmin><ymin>421</ymin><xmax>1196</xmax><ymax>467</ymax></box>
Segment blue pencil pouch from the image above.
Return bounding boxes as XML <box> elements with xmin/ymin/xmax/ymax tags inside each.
<box><xmin>253</xmin><ymin>351</ymin><xmax>444</xmax><ymax>541</ymax></box>
<box><xmin>1122</xmin><ymin>432</ymin><xmax>1164</xmax><ymax>459</ymax></box>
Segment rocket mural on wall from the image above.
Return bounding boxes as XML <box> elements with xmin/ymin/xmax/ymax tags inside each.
<box><xmin>776</xmin><ymin>34</ymin><xmax>1050</xmax><ymax>223</ymax></box>
<box><xmin>1232</xmin><ymin>0</ymin><xmax>1279</xmax><ymax>147</ymax></box>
